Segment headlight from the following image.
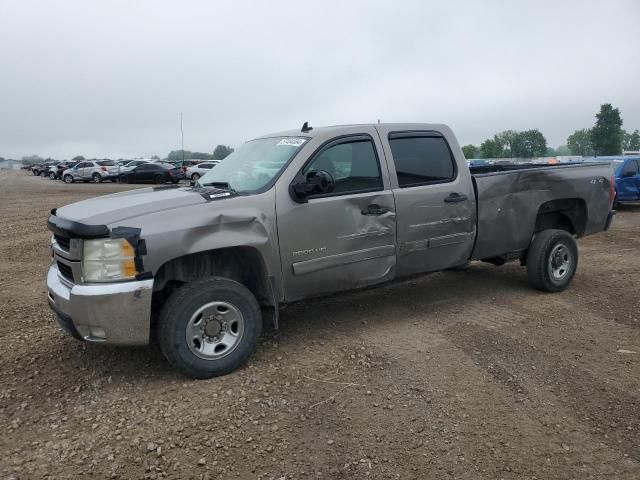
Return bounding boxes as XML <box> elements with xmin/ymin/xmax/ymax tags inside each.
<box><xmin>82</xmin><ymin>238</ymin><xmax>138</xmax><ymax>282</ymax></box>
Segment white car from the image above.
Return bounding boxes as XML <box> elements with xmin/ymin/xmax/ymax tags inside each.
<box><xmin>61</xmin><ymin>160</ymin><xmax>120</xmax><ymax>183</ymax></box>
<box><xmin>185</xmin><ymin>161</ymin><xmax>219</xmax><ymax>180</ymax></box>
<box><xmin>119</xmin><ymin>159</ymin><xmax>152</xmax><ymax>173</ymax></box>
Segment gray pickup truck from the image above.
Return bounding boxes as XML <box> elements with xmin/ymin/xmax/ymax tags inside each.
<box><xmin>47</xmin><ymin>123</ymin><xmax>616</xmax><ymax>378</ymax></box>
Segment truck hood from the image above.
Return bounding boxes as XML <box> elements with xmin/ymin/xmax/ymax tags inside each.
<box><xmin>55</xmin><ymin>186</ymin><xmax>208</xmax><ymax>226</ymax></box>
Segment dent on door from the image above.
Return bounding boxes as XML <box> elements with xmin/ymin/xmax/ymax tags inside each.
<box><xmin>286</xmin><ymin>193</ymin><xmax>397</xmax><ymax>299</ymax></box>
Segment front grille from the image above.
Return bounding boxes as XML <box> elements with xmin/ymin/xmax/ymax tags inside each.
<box><xmin>57</xmin><ymin>262</ymin><xmax>74</xmax><ymax>282</ymax></box>
<box><xmin>54</xmin><ymin>234</ymin><xmax>70</xmax><ymax>251</ymax></box>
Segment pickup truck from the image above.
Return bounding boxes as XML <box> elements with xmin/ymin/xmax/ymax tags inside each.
<box><xmin>610</xmin><ymin>157</ymin><xmax>640</xmax><ymax>204</ymax></box>
<box><xmin>46</xmin><ymin>123</ymin><xmax>616</xmax><ymax>378</ymax></box>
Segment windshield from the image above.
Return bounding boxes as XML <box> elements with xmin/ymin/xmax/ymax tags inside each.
<box><xmin>197</xmin><ymin>136</ymin><xmax>308</xmax><ymax>192</ymax></box>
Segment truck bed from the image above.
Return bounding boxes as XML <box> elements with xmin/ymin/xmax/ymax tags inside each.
<box><xmin>470</xmin><ymin>162</ymin><xmax>613</xmax><ymax>261</ymax></box>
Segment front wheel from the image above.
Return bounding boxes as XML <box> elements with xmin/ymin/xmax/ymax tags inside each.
<box><xmin>526</xmin><ymin>229</ymin><xmax>578</xmax><ymax>292</ymax></box>
<box><xmin>92</xmin><ymin>173</ymin><xmax>102</xmax><ymax>183</ymax></box>
<box><xmin>154</xmin><ymin>175</ymin><xmax>164</xmax><ymax>184</ymax></box>
<box><xmin>191</xmin><ymin>173</ymin><xmax>200</xmax><ymax>181</ymax></box>
<box><xmin>63</xmin><ymin>174</ymin><xmax>74</xmax><ymax>184</ymax></box>
<box><xmin>48</xmin><ymin>172</ymin><xmax>56</xmax><ymax>180</ymax></box>
<box><xmin>158</xmin><ymin>277</ymin><xmax>263</xmax><ymax>379</ymax></box>
<box><xmin>32</xmin><ymin>170</ymin><xmax>39</xmax><ymax>176</ymax></box>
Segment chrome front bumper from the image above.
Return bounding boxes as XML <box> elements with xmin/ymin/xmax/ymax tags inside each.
<box><xmin>47</xmin><ymin>264</ymin><xmax>154</xmax><ymax>345</ymax></box>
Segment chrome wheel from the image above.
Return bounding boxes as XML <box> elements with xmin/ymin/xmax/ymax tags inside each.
<box><xmin>186</xmin><ymin>301</ymin><xmax>245</xmax><ymax>360</ymax></box>
<box><xmin>549</xmin><ymin>243</ymin><xmax>571</xmax><ymax>281</ymax></box>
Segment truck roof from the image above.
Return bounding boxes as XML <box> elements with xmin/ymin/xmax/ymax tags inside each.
<box><xmin>260</xmin><ymin>123</ymin><xmax>452</xmax><ymax>141</ymax></box>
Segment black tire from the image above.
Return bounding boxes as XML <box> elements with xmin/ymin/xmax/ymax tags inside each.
<box><xmin>48</xmin><ymin>171</ymin><xmax>56</xmax><ymax>180</ymax></box>
<box><xmin>92</xmin><ymin>173</ymin><xmax>102</xmax><ymax>183</ymax></box>
<box><xmin>154</xmin><ymin>175</ymin><xmax>164</xmax><ymax>184</ymax></box>
<box><xmin>63</xmin><ymin>174</ymin><xmax>74</xmax><ymax>184</ymax></box>
<box><xmin>191</xmin><ymin>173</ymin><xmax>200</xmax><ymax>181</ymax></box>
<box><xmin>158</xmin><ymin>277</ymin><xmax>263</xmax><ymax>379</ymax></box>
<box><xmin>32</xmin><ymin>170</ymin><xmax>39</xmax><ymax>176</ymax></box>
<box><xmin>526</xmin><ymin>229</ymin><xmax>578</xmax><ymax>292</ymax></box>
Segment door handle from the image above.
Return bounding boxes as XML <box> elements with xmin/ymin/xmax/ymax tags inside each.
<box><xmin>361</xmin><ymin>204</ymin><xmax>391</xmax><ymax>216</ymax></box>
<box><xmin>444</xmin><ymin>193</ymin><xmax>468</xmax><ymax>203</ymax></box>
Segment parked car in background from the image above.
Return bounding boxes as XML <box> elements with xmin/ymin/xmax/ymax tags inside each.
<box><xmin>48</xmin><ymin>161</ymin><xmax>78</xmax><ymax>180</ymax></box>
<box><xmin>119</xmin><ymin>162</ymin><xmax>185</xmax><ymax>184</ymax></box>
<box><xmin>612</xmin><ymin>157</ymin><xmax>640</xmax><ymax>205</ymax></box>
<box><xmin>62</xmin><ymin>160</ymin><xmax>119</xmax><ymax>183</ymax></box>
<box><xmin>32</xmin><ymin>161</ymin><xmax>59</xmax><ymax>176</ymax></box>
<box><xmin>185</xmin><ymin>161</ymin><xmax>219</xmax><ymax>180</ymax></box>
<box><xmin>119</xmin><ymin>159</ymin><xmax>152</xmax><ymax>173</ymax></box>
<box><xmin>468</xmin><ymin>159</ymin><xmax>493</xmax><ymax>168</ymax></box>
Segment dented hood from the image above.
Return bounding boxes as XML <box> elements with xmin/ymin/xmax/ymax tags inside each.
<box><xmin>54</xmin><ymin>187</ymin><xmax>208</xmax><ymax>226</ymax></box>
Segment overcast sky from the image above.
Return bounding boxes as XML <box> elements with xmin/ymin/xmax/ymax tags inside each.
<box><xmin>1</xmin><ymin>0</ymin><xmax>638</xmax><ymax>159</ymax></box>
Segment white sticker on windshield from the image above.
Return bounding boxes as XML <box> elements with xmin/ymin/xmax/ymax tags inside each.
<box><xmin>276</xmin><ymin>138</ymin><xmax>306</xmax><ymax>147</ymax></box>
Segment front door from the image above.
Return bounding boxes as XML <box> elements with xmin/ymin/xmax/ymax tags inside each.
<box><xmin>277</xmin><ymin>134</ymin><xmax>397</xmax><ymax>302</ymax></box>
<box><xmin>378</xmin><ymin>128</ymin><xmax>477</xmax><ymax>276</ymax></box>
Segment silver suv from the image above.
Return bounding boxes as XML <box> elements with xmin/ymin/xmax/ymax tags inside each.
<box><xmin>62</xmin><ymin>160</ymin><xmax>119</xmax><ymax>183</ymax></box>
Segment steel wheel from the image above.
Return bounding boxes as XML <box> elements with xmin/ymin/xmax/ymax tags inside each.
<box><xmin>185</xmin><ymin>301</ymin><xmax>245</xmax><ymax>360</ymax></box>
<box><xmin>548</xmin><ymin>243</ymin><xmax>571</xmax><ymax>280</ymax></box>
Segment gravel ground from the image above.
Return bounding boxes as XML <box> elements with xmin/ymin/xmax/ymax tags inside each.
<box><xmin>1</xmin><ymin>169</ymin><xmax>639</xmax><ymax>479</ymax></box>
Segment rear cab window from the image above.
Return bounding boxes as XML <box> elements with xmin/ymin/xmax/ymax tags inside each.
<box><xmin>621</xmin><ymin>160</ymin><xmax>639</xmax><ymax>176</ymax></box>
<box><xmin>388</xmin><ymin>132</ymin><xmax>457</xmax><ymax>187</ymax></box>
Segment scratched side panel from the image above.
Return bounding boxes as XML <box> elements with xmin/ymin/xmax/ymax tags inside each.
<box><xmin>471</xmin><ymin>163</ymin><xmax>613</xmax><ymax>260</ymax></box>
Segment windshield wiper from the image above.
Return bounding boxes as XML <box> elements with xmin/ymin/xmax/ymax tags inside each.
<box><xmin>199</xmin><ymin>181</ymin><xmax>240</xmax><ymax>195</ymax></box>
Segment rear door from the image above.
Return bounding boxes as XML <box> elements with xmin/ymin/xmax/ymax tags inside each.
<box><xmin>277</xmin><ymin>132</ymin><xmax>397</xmax><ymax>301</ymax></box>
<box><xmin>378</xmin><ymin>127</ymin><xmax>476</xmax><ymax>276</ymax></box>
<box><xmin>618</xmin><ymin>160</ymin><xmax>640</xmax><ymax>201</ymax></box>
<box><xmin>76</xmin><ymin>162</ymin><xmax>90</xmax><ymax>179</ymax></box>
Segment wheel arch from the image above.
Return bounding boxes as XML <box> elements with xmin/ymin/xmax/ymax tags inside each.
<box><xmin>153</xmin><ymin>246</ymin><xmax>273</xmax><ymax>307</ymax></box>
<box><xmin>534</xmin><ymin>198</ymin><xmax>588</xmax><ymax>237</ymax></box>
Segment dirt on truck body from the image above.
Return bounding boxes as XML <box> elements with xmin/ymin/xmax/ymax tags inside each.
<box><xmin>1</xmin><ymin>168</ymin><xmax>640</xmax><ymax>479</ymax></box>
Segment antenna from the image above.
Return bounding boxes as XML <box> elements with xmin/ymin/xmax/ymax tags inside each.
<box><xmin>180</xmin><ymin>112</ymin><xmax>185</xmax><ymax>167</ymax></box>
<box><xmin>301</xmin><ymin>121</ymin><xmax>313</xmax><ymax>133</ymax></box>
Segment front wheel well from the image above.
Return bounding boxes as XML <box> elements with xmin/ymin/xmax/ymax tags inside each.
<box><xmin>152</xmin><ymin>247</ymin><xmax>272</xmax><ymax>308</ymax></box>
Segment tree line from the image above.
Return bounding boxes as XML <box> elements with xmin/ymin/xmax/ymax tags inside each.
<box><xmin>462</xmin><ymin>103</ymin><xmax>639</xmax><ymax>159</ymax></box>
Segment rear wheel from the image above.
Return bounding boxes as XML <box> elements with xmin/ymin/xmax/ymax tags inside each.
<box><xmin>158</xmin><ymin>277</ymin><xmax>262</xmax><ymax>378</ymax></box>
<box><xmin>154</xmin><ymin>175</ymin><xmax>164</xmax><ymax>184</ymax></box>
<box><xmin>526</xmin><ymin>229</ymin><xmax>578</xmax><ymax>292</ymax></box>
<box><xmin>32</xmin><ymin>169</ymin><xmax>39</xmax><ymax>176</ymax></box>
<box><xmin>92</xmin><ymin>173</ymin><xmax>102</xmax><ymax>183</ymax></box>
<box><xmin>63</xmin><ymin>174</ymin><xmax>74</xmax><ymax>184</ymax></box>
<box><xmin>191</xmin><ymin>173</ymin><xmax>200</xmax><ymax>181</ymax></box>
<box><xmin>48</xmin><ymin>171</ymin><xmax>56</xmax><ymax>180</ymax></box>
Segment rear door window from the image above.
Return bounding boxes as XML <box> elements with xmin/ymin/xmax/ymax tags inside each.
<box><xmin>388</xmin><ymin>133</ymin><xmax>456</xmax><ymax>187</ymax></box>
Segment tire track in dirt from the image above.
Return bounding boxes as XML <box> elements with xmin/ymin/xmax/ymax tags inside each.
<box><xmin>443</xmin><ymin>322</ymin><xmax>640</xmax><ymax>465</ymax></box>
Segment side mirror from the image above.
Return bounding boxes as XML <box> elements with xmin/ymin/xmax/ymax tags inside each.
<box><xmin>290</xmin><ymin>170</ymin><xmax>335</xmax><ymax>202</ymax></box>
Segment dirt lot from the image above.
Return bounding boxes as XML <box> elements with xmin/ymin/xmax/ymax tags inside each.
<box><xmin>0</xmin><ymin>168</ymin><xmax>639</xmax><ymax>479</ymax></box>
